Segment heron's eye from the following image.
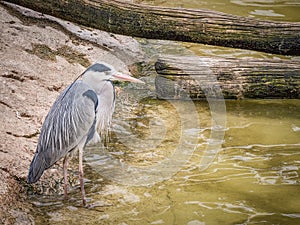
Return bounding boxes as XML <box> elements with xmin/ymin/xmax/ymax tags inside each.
<box><xmin>104</xmin><ymin>70</ymin><xmax>112</xmax><ymax>76</ymax></box>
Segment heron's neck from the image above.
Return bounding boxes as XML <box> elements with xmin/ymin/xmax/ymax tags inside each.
<box><xmin>88</xmin><ymin>80</ymin><xmax>113</xmax><ymax>96</ymax></box>
<box><xmin>82</xmin><ymin>73</ymin><xmax>109</xmax><ymax>91</ymax></box>
<box><xmin>94</xmin><ymin>81</ymin><xmax>115</xmax><ymax>141</ymax></box>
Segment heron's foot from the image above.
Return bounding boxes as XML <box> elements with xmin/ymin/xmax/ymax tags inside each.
<box><xmin>63</xmin><ymin>192</ymin><xmax>68</xmax><ymax>200</ymax></box>
<box><xmin>63</xmin><ymin>181</ymin><xmax>69</xmax><ymax>200</ymax></box>
<box><xmin>85</xmin><ymin>201</ymin><xmax>106</xmax><ymax>211</ymax></box>
<box><xmin>82</xmin><ymin>197</ymin><xmax>87</xmax><ymax>207</ymax></box>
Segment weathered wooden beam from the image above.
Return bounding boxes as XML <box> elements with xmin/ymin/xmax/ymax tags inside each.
<box><xmin>155</xmin><ymin>55</ymin><xmax>300</xmax><ymax>99</ymax></box>
<box><xmin>3</xmin><ymin>0</ymin><xmax>300</xmax><ymax>56</ymax></box>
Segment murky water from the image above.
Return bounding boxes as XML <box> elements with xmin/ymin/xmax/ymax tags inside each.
<box><xmin>135</xmin><ymin>0</ymin><xmax>300</xmax><ymax>22</ymax></box>
<box><xmin>25</xmin><ymin>1</ymin><xmax>300</xmax><ymax>223</ymax></box>
<box><xmin>28</xmin><ymin>95</ymin><xmax>300</xmax><ymax>224</ymax></box>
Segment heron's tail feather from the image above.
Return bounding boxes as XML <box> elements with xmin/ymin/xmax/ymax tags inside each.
<box><xmin>27</xmin><ymin>153</ymin><xmax>47</xmax><ymax>184</ymax></box>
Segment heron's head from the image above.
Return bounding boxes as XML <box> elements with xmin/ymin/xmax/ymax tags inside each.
<box><xmin>82</xmin><ymin>63</ymin><xmax>144</xmax><ymax>84</ymax></box>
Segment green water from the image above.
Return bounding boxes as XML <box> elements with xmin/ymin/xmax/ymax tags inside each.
<box><xmin>29</xmin><ymin>98</ymin><xmax>300</xmax><ymax>224</ymax></box>
<box><xmin>135</xmin><ymin>0</ymin><xmax>300</xmax><ymax>22</ymax></box>
<box><xmin>26</xmin><ymin>1</ymin><xmax>300</xmax><ymax>224</ymax></box>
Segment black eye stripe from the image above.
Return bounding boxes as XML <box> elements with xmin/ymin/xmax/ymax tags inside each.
<box><xmin>87</xmin><ymin>63</ymin><xmax>111</xmax><ymax>73</ymax></box>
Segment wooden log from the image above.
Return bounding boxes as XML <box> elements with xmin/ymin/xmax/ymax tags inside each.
<box><xmin>155</xmin><ymin>55</ymin><xmax>300</xmax><ymax>99</ymax></box>
<box><xmin>3</xmin><ymin>0</ymin><xmax>300</xmax><ymax>56</ymax></box>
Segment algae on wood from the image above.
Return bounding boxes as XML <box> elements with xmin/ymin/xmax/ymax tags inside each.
<box><xmin>4</xmin><ymin>0</ymin><xmax>300</xmax><ymax>56</ymax></box>
<box><xmin>155</xmin><ymin>56</ymin><xmax>300</xmax><ymax>99</ymax></box>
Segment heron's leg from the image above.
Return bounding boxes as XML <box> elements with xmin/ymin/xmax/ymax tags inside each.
<box><xmin>63</xmin><ymin>155</ymin><xmax>68</xmax><ymax>200</ymax></box>
<box><xmin>78</xmin><ymin>146</ymin><xmax>86</xmax><ymax>206</ymax></box>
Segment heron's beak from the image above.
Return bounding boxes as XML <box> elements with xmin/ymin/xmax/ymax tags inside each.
<box><xmin>112</xmin><ymin>72</ymin><xmax>145</xmax><ymax>84</ymax></box>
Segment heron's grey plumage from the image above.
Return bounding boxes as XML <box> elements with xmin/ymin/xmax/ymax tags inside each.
<box><xmin>28</xmin><ymin>72</ymin><xmax>116</xmax><ymax>184</ymax></box>
<box><xmin>27</xmin><ymin>62</ymin><xmax>143</xmax><ymax>206</ymax></box>
<box><xmin>27</xmin><ymin>81</ymin><xmax>103</xmax><ymax>183</ymax></box>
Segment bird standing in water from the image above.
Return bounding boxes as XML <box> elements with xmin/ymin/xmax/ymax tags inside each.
<box><xmin>27</xmin><ymin>63</ymin><xmax>144</xmax><ymax>206</ymax></box>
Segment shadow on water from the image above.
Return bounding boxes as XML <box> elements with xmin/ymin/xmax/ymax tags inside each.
<box><xmin>26</xmin><ymin>1</ymin><xmax>300</xmax><ymax>222</ymax></box>
<box><xmin>135</xmin><ymin>0</ymin><xmax>300</xmax><ymax>22</ymax></box>
<box><xmin>28</xmin><ymin>93</ymin><xmax>300</xmax><ymax>224</ymax></box>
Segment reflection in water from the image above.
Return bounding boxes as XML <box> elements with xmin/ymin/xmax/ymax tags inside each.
<box><xmin>135</xmin><ymin>0</ymin><xmax>300</xmax><ymax>21</ymax></box>
<box><xmin>13</xmin><ymin>1</ymin><xmax>300</xmax><ymax>223</ymax></box>
<box><xmin>29</xmin><ymin>97</ymin><xmax>300</xmax><ymax>224</ymax></box>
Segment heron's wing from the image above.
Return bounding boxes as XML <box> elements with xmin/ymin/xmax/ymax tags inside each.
<box><xmin>28</xmin><ymin>81</ymin><xmax>98</xmax><ymax>183</ymax></box>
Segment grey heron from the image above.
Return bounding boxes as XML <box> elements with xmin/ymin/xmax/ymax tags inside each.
<box><xmin>27</xmin><ymin>63</ymin><xmax>144</xmax><ymax>206</ymax></box>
